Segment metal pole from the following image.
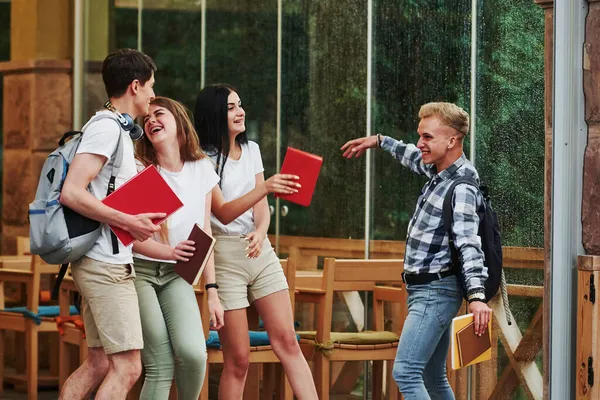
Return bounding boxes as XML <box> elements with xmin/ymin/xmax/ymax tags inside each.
<box><xmin>73</xmin><ymin>0</ymin><xmax>84</xmax><ymax>130</ymax></box>
<box><xmin>200</xmin><ymin>0</ymin><xmax>206</xmax><ymax>89</ymax></box>
<box><xmin>550</xmin><ymin>0</ymin><xmax>587</xmax><ymax>398</ymax></box>
<box><xmin>275</xmin><ymin>0</ymin><xmax>282</xmax><ymax>254</ymax></box>
<box><xmin>363</xmin><ymin>0</ymin><xmax>373</xmax><ymax>398</ymax></box>
<box><xmin>467</xmin><ymin>3</ymin><xmax>478</xmax><ymax>397</ymax></box>
<box><xmin>137</xmin><ymin>0</ymin><xmax>143</xmax><ymax>51</ymax></box>
<box><xmin>469</xmin><ymin>0</ymin><xmax>477</xmax><ymax>166</ymax></box>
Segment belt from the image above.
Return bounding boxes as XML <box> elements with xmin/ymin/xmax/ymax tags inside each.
<box><xmin>402</xmin><ymin>269</ymin><xmax>455</xmax><ymax>285</ymax></box>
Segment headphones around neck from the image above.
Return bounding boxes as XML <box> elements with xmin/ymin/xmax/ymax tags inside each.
<box><xmin>104</xmin><ymin>101</ymin><xmax>144</xmax><ymax>141</ymax></box>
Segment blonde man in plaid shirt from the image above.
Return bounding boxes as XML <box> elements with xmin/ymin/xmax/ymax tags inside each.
<box><xmin>341</xmin><ymin>102</ymin><xmax>492</xmax><ymax>399</ymax></box>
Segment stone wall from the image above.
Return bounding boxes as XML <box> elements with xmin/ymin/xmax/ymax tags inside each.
<box><xmin>583</xmin><ymin>0</ymin><xmax>600</xmax><ymax>254</ymax></box>
<box><xmin>0</xmin><ymin>60</ymin><xmax>72</xmax><ymax>254</ymax></box>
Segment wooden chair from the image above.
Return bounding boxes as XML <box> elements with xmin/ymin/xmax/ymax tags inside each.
<box><xmin>0</xmin><ymin>255</ymin><xmax>62</xmax><ymax>400</ymax></box>
<box><xmin>295</xmin><ymin>258</ymin><xmax>405</xmax><ymax>400</ymax></box>
<box><xmin>16</xmin><ymin>237</ymin><xmax>31</xmax><ymax>258</ymax></box>
<box><xmin>198</xmin><ymin>258</ymin><xmax>297</xmax><ymax>400</ymax></box>
<box><xmin>57</xmin><ymin>273</ymin><xmax>87</xmax><ymax>390</ymax></box>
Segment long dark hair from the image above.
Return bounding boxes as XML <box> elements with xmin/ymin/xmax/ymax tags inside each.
<box><xmin>193</xmin><ymin>84</ymin><xmax>248</xmax><ymax>185</ymax></box>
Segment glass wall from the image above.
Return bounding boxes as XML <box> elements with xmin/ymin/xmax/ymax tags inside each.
<box><xmin>280</xmin><ymin>0</ymin><xmax>367</xmax><ymax>241</ymax></box>
<box><xmin>475</xmin><ymin>1</ymin><xmax>545</xmax><ymax>398</ymax></box>
<box><xmin>81</xmin><ymin>0</ymin><xmax>546</xmax><ymax>398</ymax></box>
<box><xmin>371</xmin><ymin>0</ymin><xmax>471</xmax><ymax>241</ymax></box>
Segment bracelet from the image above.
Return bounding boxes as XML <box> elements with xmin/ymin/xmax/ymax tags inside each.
<box><xmin>377</xmin><ymin>133</ymin><xmax>382</xmax><ymax>148</ymax></box>
<box><xmin>205</xmin><ymin>283</ymin><xmax>219</xmax><ymax>291</ymax></box>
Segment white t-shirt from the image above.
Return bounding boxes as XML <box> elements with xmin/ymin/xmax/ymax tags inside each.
<box><xmin>76</xmin><ymin>110</ymin><xmax>138</xmax><ymax>265</ymax></box>
<box><xmin>210</xmin><ymin>141</ymin><xmax>264</xmax><ymax>235</ymax></box>
<box><xmin>133</xmin><ymin>158</ymin><xmax>220</xmax><ymax>263</ymax></box>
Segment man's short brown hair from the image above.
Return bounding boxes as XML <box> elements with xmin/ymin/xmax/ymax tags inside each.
<box><xmin>418</xmin><ymin>102</ymin><xmax>470</xmax><ymax>139</ymax></box>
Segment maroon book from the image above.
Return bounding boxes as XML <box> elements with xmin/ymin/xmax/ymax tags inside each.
<box><xmin>174</xmin><ymin>223</ymin><xmax>216</xmax><ymax>286</ymax></box>
<box><xmin>456</xmin><ymin>321</ymin><xmax>492</xmax><ymax>367</ymax></box>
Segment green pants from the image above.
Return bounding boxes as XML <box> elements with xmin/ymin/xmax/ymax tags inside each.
<box><xmin>133</xmin><ymin>258</ymin><xmax>207</xmax><ymax>400</ymax></box>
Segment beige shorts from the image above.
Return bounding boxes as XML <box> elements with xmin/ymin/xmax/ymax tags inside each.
<box><xmin>70</xmin><ymin>256</ymin><xmax>143</xmax><ymax>355</ymax></box>
<box><xmin>214</xmin><ymin>235</ymin><xmax>288</xmax><ymax>311</ymax></box>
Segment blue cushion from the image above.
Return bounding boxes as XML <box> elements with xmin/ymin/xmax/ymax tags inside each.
<box><xmin>206</xmin><ymin>330</ymin><xmax>300</xmax><ymax>349</ymax></box>
<box><xmin>2</xmin><ymin>305</ymin><xmax>79</xmax><ymax>325</ymax></box>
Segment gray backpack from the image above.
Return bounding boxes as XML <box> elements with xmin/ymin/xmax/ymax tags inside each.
<box><xmin>28</xmin><ymin>114</ymin><xmax>124</xmax><ymax>297</ymax></box>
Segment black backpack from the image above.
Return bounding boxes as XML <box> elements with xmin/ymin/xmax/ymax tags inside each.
<box><xmin>442</xmin><ymin>176</ymin><xmax>502</xmax><ymax>302</ymax></box>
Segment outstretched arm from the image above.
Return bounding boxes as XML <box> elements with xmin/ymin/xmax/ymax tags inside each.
<box><xmin>211</xmin><ymin>173</ymin><xmax>299</xmax><ymax>225</ymax></box>
<box><xmin>341</xmin><ymin>135</ymin><xmax>430</xmax><ymax>176</ymax></box>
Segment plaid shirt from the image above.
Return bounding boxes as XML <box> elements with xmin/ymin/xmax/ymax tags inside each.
<box><xmin>381</xmin><ymin>136</ymin><xmax>487</xmax><ymax>294</ymax></box>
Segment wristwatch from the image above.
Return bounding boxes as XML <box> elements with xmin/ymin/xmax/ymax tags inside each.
<box><xmin>376</xmin><ymin>133</ymin><xmax>383</xmax><ymax>148</ymax></box>
<box><xmin>467</xmin><ymin>291</ymin><xmax>486</xmax><ymax>303</ymax></box>
<box><xmin>205</xmin><ymin>283</ymin><xmax>219</xmax><ymax>291</ymax></box>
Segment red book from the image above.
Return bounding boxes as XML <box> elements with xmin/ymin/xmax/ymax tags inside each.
<box><xmin>275</xmin><ymin>147</ymin><xmax>323</xmax><ymax>207</ymax></box>
<box><xmin>102</xmin><ymin>165</ymin><xmax>183</xmax><ymax>246</ymax></box>
<box><xmin>174</xmin><ymin>223</ymin><xmax>216</xmax><ymax>286</ymax></box>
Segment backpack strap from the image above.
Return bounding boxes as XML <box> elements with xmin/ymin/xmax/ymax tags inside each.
<box><xmin>105</xmin><ymin>127</ymin><xmax>124</xmax><ymax>255</ymax></box>
<box><xmin>82</xmin><ymin>113</ymin><xmax>125</xmax><ymax>255</ymax></box>
<box><xmin>442</xmin><ymin>176</ymin><xmax>480</xmax><ymax>271</ymax></box>
<box><xmin>51</xmin><ymin>263</ymin><xmax>70</xmax><ymax>300</ymax></box>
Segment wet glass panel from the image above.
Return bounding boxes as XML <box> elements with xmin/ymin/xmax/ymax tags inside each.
<box><xmin>140</xmin><ymin>1</ymin><xmax>202</xmax><ymax>110</ymax></box>
<box><xmin>282</xmin><ymin>1</ymin><xmax>369</xmax><ymax>396</ymax></box>
<box><xmin>476</xmin><ymin>0</ymin><xmax>545</xmax><ymax>398</ymax></box>
<box><xmin>204</xmin><ymin>0</ymin><xmax>278</xmax><ymax>219</ymax></box>
<box><xmin>371</xmin><ymin>1</ymin><xmax>471</xmax><ymax>244</ymax></box>
<box><xmin>280</xmin><ymin>0</ymin><xmax>368</xmax><ymax>242</ymax></box>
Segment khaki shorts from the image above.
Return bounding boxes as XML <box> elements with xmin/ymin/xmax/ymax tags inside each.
<box><xmin>214</xmin><ymin>236</ymin><xmax>288</xmax><ymax>311</ymax></box>
<box><xmin>70</xmin><ymin>256</ymin><xmax>143</xmax><ymax>355</ymax></box>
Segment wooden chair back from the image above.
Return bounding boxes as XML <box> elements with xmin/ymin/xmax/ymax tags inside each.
<box><xmin>0</xmin><ymin>257</ymin><xmax>35</xmax><ymax>310</ymax></box>
<box><xmin>279</xmin><ymin>258</ymin><xmax>296</xmax><ymax>307</ymax></box>
<box><xmin>316</xmin><ymin>258</ymin><xmax>404</xmax><ymax>343</ymax></box>
<box><xmin>17</xmin><ymin>236</ymin><xmax>31</xmax><ymax>256</ymax></box>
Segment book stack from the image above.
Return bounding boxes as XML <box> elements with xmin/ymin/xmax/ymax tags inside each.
<box><xmin>450</xmin><ymin>313</ymin><xmax>492</xmax><ymax>370</ymax></box>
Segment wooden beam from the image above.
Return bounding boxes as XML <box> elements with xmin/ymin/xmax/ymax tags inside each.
<box><xmin>490</xmin><ymin>303</ymin><xmax>544</xmax><ymax>398</ymax></box>
<box><xmin>489</xmin><ymin>366</ymin><xmax>520</xmax><ymax>399</ymax></box>
<box><xmin>507</xmin><ymin>284</ymin><xmax>544</xmax><ymax>298</ymax></box>
<box><xmin>489</xmin><ymin>297</ymin><xmax>544</xmax><ymax>400</ymax></box>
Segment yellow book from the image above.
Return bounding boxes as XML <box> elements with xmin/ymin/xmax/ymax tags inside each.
<box><xmin>450</xmin><ymin>313</ymin><xmax>492</xmax><ymax>370</ymax></box>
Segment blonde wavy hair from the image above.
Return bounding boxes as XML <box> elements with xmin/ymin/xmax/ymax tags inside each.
<box><xmin>418</xmin><ymin>102</ymin><xmax>470</xmax><ymax>139</ymax></box>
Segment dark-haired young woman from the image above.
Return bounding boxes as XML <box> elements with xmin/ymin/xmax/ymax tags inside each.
<box><xmin>194</xmin><ymin>84</ymin><xmax>318</xmax><ymax>400</ymax></box>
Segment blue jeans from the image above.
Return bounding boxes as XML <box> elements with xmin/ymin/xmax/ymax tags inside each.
<box><xmin>134</xmin><ymin>258</ymin><xmax>207</xmax><ymax>400</ymax></box>
<box><xmin>392</xmin><ymin>275</ymin><xmax>463</xmax><ymax>400</ymax></box>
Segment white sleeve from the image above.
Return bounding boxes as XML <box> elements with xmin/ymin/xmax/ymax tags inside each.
<box><xmin>76</xmin><ymin>119</ymin><xmax>121</xmax><ymax>163</ymax></box>
<box><xmin>249</xmin><ymin>141</ymin><xmax>265</xmax><ymax>175</ymax></box>
<box><xmin>201</xmin><ymin>158</ymin><xmax>220</xmax><ymax>195</ymax></box>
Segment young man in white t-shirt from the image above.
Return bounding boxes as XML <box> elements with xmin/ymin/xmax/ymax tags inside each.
<box><xmin>59</xmin><ymin>49</ymin><xmax>163</xmax><ymax>400</ymax></box>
